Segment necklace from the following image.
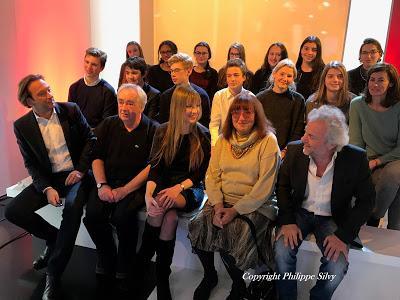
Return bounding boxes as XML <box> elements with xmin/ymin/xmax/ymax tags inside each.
<box><xmin>359</xmin><ymin>67</ymin><xmax>367</xmax><ymax>82</ymax></box>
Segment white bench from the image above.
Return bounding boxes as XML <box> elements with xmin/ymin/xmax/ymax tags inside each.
<box><xmin>6</xmin><ymin>177</ymin><xmax>227</xmax><ymax>272</ymax></box>
<box><xmin>7</xmin><ymin>178</ymin><xmax>400</xmax><ymax>299</ymax></box>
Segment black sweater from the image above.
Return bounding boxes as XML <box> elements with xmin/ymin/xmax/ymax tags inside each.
<box><xmin>256</xmin><ymin>88</ymin><xmax>305</xmax><ymax>149</ymax></box>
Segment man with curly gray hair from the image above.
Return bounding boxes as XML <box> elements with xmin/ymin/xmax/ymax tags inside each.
<box><xmin>274</xmin><ymin>105</ymin><xmax>375</xmax><ymax>300</ymax></box>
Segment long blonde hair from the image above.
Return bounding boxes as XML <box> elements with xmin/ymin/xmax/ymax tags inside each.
<box><xmin>153</xmin><ymin>85</ymin><xmax>204</xmax><ymax>171</ymax></box>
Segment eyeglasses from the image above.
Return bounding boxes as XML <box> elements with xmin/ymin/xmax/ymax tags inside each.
<box><xmin>194</xmin><ymin>51</ymin><xmax>209</xmax><ymax>56</ymax></box>
<box><xmin>230</xmin><ymin>53</ymin><xmax>241</xmax><ymax>58</ymax></box>
<box><xmin>231</xmin><ymin>109</ymin><xmax>254</xmax><ymax>118</ymax></box>
<box><xmin>160</xmin><ymin>50</ymin><xmax>173</xmax><ymax>55</ymax></box>
<box><xmin>169</xmin><ymin>68</ymin><xmax>185</xmax><ymax>74</ymax></box>
<box><xmin>361</xmin><ymin>50</ymin><xmax>379</xmax><ymax>56</ymax></box>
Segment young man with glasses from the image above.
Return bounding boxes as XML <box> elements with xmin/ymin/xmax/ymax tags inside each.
<box><xmin>157</xmin><ymin>53</ymin><xmax>211</xmax><ymax>127</ymax></box>
<box><xmin>348</xmin><ymin>38</ymin><xmax>383</xmax><ymax>96</ymax></box>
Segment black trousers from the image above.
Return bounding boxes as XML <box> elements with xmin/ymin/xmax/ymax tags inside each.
<box><xmin>5</xmin><ymin>172</ymin><xmax>89</xmax><ymax>277</ymax></box>
<box><xmin>83</xmin><ymin>185</ymin><xmax>145</xmax><ymax>275</ymax></box>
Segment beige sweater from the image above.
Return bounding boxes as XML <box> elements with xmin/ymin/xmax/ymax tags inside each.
<box><xmin>206</xmin><ymin>130</ymin><xmax>280</xmax><ymax>220</ymax></box>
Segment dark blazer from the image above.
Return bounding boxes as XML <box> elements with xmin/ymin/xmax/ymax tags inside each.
<box><xmin>277</xmin><ymin>141</ymin><xmax>375</xmax><ymax>244</ymax></box>
<box><xmin>157</xmin><ymin>83</ymin><xmax>211</xmax><ymax>127</ymax></box>
<box><xmin>13</xmin><ymin>102</ymin><xmax>96</xmax><ymax>193</ymax></box>
<box><xmin>142</xmin><ymin>82</ymin><xmax>161</xmax><ymax>120</ymax></box>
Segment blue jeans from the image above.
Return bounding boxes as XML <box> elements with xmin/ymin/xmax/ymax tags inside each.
<box><xmin>274</xmin><ymin>209</ymin><xmax>349</xmax><ymax>300</ymax></box>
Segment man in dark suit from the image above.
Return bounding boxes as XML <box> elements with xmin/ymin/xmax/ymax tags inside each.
<box><xmin>274</xmin><ymin>105</ymin><xmax>375</xmax><ymax>300</ymax></box>
<box><xmin>157</xmin><ymin>53</ymin><xmax>211</xmax><ymax>127</ymax></box>
<box><xmin>5</xmin><ymin>74</ymin><xmax>95</xmax><ymax>300</ymax></box>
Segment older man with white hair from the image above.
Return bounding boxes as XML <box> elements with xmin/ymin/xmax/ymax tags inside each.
<box><xmin>274</xmin><ymin>105</ymin><xmax>375</xmax><ymax>300</ymax></box>
<box><xmin>83</xmin><ymin>84</ymin><xmax>158</xmax><ymax>294</ymax></box>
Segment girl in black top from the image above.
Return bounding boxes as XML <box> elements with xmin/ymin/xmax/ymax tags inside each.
<box><xmin>252</xmin><ymin>42</ymin><xmax>288</xmax><ymax>94</ymax></box>
<box><xmin>137</xmin><ymin>85</ymin><xmax>211</xmax><ymax>300</ymax></box>
<box><xmin>147</xmin><ymin>40</ymin><xmax>178</xmax><ymax>93</ymax></box>
<box><xmin>295</xmin><ymin>36</ymin><xmax>325</xmax><ymax>100</ymax></box>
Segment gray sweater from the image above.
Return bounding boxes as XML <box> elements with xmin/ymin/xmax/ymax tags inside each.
<box><xmin>349</xmin><ymin>96</ymin><xmax>400</xmax><ymax>164</ymax></box>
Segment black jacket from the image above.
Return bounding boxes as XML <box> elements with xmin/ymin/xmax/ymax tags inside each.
<box><xmin>277</xmin><ymin>141</ymin><xmax>375</xmax><ymax>243</ymax></box>
<box><xmin>14</xmin><ymin>102</ymin><xmax>96</xmax><ymax>192</ymax></box>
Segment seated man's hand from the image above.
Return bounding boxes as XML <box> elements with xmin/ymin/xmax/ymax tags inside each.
<box><xmin>65</xmin><ymin>170</ymin><xmax>84</xmax><ymax>186</ymax></box>
<box><xmin>323</xmin><ymin>234</ymin><xmax>349</xmax><ymax>262</ymax></box>
<box><xmin>98</xmin><ymin>185</ymin><xmax>114</xmax><ymax>203</ymax></box>
<box><xmin>112</xmin><ymin>186</ymin><xmax>128</xmax><ymax>202</ymax></box>
<box><xmin>276</xmin><ymin>224</ymin><xmax>303</xmax><ymax>249</ymax></box>
<box><xmin>46</xmin><ymin>188</ymin><xmax>61</xmax><ymax>206</ymax></box>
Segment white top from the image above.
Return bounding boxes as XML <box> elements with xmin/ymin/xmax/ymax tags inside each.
<box><xmin>34</xmin><ymin>109</ymin><xmax>74</xmax><ymax>173</ymax></box>
<box><xmin>209</xmin><ymin>87</ymin><xmax>253</xmax><ymax>146</ymax></box>
<box><xmin>302</xmin><ymin>153</ymin><xmax>337</xmax><ymax>216</ymax></box>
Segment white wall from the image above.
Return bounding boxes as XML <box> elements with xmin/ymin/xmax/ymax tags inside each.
<box><xmin>342</xmin><ymin>0</ymin><xmax>392</xmax><ymax>70</ymax></box>
<box><xmin>89</xmin><ymin>0</ymin><xmax>141</xmax><ymax>89</ymax></box>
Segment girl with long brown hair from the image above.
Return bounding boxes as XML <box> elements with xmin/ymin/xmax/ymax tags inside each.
<box><xmin>306</xmin><ymin>61</ymin><xmax>356</xmax><ymax>121</ymax></box>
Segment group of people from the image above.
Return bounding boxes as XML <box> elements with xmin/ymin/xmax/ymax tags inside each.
<box><xmin>4</xmin><ymin>34</ymin><xmax>400</xmax><ymax>300</ymax></box>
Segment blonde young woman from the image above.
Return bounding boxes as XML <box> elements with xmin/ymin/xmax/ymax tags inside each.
<box><xmin>137</xmin><ymin>85</ymin><xmax>211</xmax><ymax>300</ymax></box>
<box><xmin>306</xmin><ymin>61</ymin><xmax>356</xmax><ymax>121</ymax></box>
<box><xmin>256</xmin><ymin>59</ymin><xmax>305</xmax><ymax>155</ymax></box>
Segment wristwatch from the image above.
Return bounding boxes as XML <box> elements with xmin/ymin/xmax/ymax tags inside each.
<box><xmin>96</xmin><ymin>182</ymin><xmax>108</xmax><ymax>189</ymax></box>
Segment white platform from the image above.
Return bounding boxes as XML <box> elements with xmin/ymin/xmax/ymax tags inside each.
<box><xmin>7</xmin><ymin>178</ymin><xmax>400</xmax><ymax>299</ymax></box>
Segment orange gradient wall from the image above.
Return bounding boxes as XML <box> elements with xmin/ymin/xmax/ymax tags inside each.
<box><xmin>14</xmin><ymin>0</ymin><xmax>91</xmax><ymax>101</ymax></box>
<box><xmin>0</xmin><ymin>0</ymin><xmax>91</xmax><ymax>192</ymax></box>
<box><xmin>152</xmin><ymin>0</ymin><xmax>350</xmax><ymax>72</ymax></box>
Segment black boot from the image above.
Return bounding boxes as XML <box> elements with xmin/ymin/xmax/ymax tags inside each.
<box><xmin>220</xmin><ymin>252</ymin><xmax>247</xmax><ymax>300</ymax></box>
<box><xmin>33</xmin><ymin>244</ymin><xmax>54</xmax><ymax>270</ymax></box>
<box><xmin>137</xmin><ymin>222</ymin><xmax>161</xmax><ymax>269</ymax></box>
<box><xmin>367</xmin><ymin>217</ymin><xmax>381</xmax><ymax>227</ymax></box>
<box><xmin>42</xmin><ymin>274</ymin><xmax>60</xmax><ymax>300</ymax></box>
<box><xmin>193</xmin><ymin>248</ymin><xmax>218</xmax><ymax>300</ymax></box>
<box><xmin>156</xmin><ymin>239</ymin><xmax>175</xmax><ymax>300</ymax></box>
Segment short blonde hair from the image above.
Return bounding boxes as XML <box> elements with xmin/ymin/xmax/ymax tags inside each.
<box><xmin>269</xmin><ymin>58</ymin><xmax>297</xmax><ymax>89</ymax></box>
<box><xmin>168</xmin><ymin>52</ymin><xmax>193</xmax><ymax>69</ymax></box>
